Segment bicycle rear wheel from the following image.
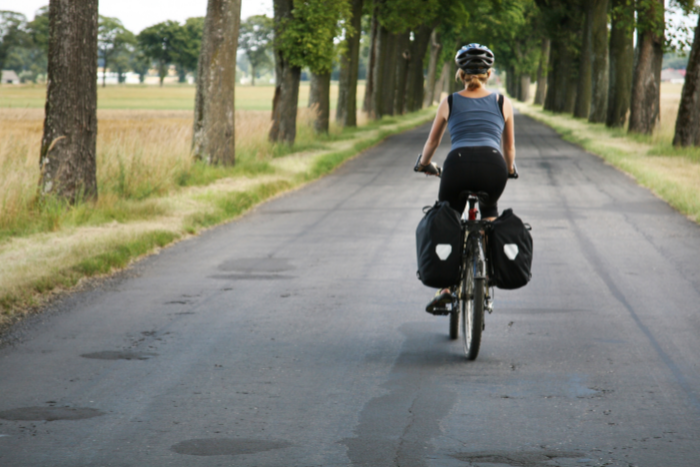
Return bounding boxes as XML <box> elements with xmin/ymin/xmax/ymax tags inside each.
<box><xmin>461</xmin><ymin>253</ymin><xmax>484</xmax><ymax>360</ymax></box>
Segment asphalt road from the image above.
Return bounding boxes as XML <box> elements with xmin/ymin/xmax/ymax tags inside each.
<box><xmin>1</xmin><ymin>112</ymin><xmax>700</xmax><ymax>467</ymax></box>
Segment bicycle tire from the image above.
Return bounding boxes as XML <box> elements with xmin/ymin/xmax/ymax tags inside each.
<box><xmin>461</xmin><ymin>253</ymin><xmax>484</xmax><ymax>361</ymax></box>
<box><xmin>449</xmin><ymin>309</ymin><xmax>459</xmax><ymax>340</ymax></box>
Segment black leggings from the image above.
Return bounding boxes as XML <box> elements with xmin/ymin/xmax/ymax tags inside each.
<box><xmin>438</xmin><ymin>146</ymin><xmax>508</xmax><ymax>218</ymax></box>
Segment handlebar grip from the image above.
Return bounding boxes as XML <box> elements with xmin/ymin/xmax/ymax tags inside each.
<box><xmin>423</xmin><ymin>163</ymin><xmax>441</xmax><ymax>177</ymax></box>
<box><xmin>508</xmin><ymin>162</ymin><xmax>519</xmax><ymax>179</ymax></box>
<box><xmin>414</xmin><ymin>154</ymin><xmax>441</xmax><ymax>177</ymax></box>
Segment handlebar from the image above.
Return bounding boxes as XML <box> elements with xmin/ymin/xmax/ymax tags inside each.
<box><xmin>414</xmin><ymin>154</ymin><xmax>441</xmax><ymax>177</ymax></box>
<box><xmin>414</xmin><ymin>155</ymin><xmax>519</xmax><ymax>179</ymax></box>
<box><xmin>508</xmin><ymin>162</ymin><xmax>519</xmax><ymax>179</ymax></box>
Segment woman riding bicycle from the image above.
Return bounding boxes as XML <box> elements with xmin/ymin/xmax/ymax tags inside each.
<box><xmin>414</xmin><ymin>43</ymin><xmax>516</xmax><ymax>311</ymax></box>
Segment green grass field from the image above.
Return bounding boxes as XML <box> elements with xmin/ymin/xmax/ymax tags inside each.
<box><xmin>0</xmin><ymin>82</ymin><xmax>365</xmax><ymax>111</ymax></box>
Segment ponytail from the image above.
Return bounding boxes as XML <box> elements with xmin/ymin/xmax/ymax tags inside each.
<box><xmin>467</xmin><ymin>75</ymin><xmax>482</xmax><ymax>90</ymax></box>
<box><xmin>455</xmin><ymin>68</ymin><xmax>490</xmax><ymax>90</ymax></box>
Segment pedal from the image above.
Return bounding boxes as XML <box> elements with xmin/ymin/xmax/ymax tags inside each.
<box><xmin>485</xmin><ymin>299</ymin><xmax>493</xmax><ymax>314</ymax></box>
<box><xmin>427</xmin><ymin>306</ymin><xmax>451</xmax><ymax>316</ymax></box>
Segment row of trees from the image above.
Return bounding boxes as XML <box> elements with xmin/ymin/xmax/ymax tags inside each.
<box><xmin>24</xmin><ymin>0</ymin><xmax>700</xmax><ymax>205</ymax></box>
<box><xmin>0</xmin><ymin>9</ymin><xmax>49</xmax><ymax>82</ymax></box>
<box><xmin>0</xmin><ymin>8</ymin><xmax>269</xmax><ymax>87</ymax></box>
<box><xmin>490</xmin><ymin>0</ymin><xmax>700</xmax><ymax>147</ymax></box>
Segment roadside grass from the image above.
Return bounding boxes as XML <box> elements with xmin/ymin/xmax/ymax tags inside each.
<box><xmin>0</xmin><ymin>105</ymin><xmax>433</xmax><ymax>329</ymax></box>
<box><xmin>0</xmin><ymin>82</ymin><xmax>366</xmax><ymax>111</ymax></box>
<box><xmin>0</xmin><ymin>108</ymin><xmax>320</xmax><ymax>240</ymax></box>
<box><xmin>514</xmin><ymin>94</ymin><xmax>700</xmax><ymax>225</ymax></box>
<box><xmin>0</xmin><ymin>229</ymin><xmax>179</xmax><ymax>314</ymax></box>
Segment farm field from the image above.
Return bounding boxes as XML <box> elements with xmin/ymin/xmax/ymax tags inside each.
<box><xmin>0</xmin><ymin>82</ymin><xmax>365</xmax><ymax>111</ymax></box>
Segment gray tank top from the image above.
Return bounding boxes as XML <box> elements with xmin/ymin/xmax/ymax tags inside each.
<box><xmin>448</xmin><ymin>93</ymin><xmax>504</xmax><ymax>151</ymax></box>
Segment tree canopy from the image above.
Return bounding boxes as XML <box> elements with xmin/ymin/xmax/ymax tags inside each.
<box><xmin>275</xmin><ymin>0</ymin><xmax>352</xmax><ymax>74</ymax></box>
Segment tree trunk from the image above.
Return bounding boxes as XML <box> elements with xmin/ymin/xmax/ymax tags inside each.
<box><xmin>383</xmin><ymin>32</ymin><xmax>399</xmax><ymax>116</ymax></box>
<box><xmin>270</xmin><ymin>0</ymin><xmax>302</xmax><ymax>143</ymax></box>
<box><xmin>534</xmin><ymin>38</ymin><xmax>550</xmax><ymax>106</ymax></box>
<box><xmin>393</xmin><ymin>32</ymin><xmax>411</xmax><ymax>115</ymax></box>
<box><xmin>552</xmin><ymin>38</ymin><xmax>577</xmax><ymax>113</ymax></box>
<box><xmin>309</xmin><ymin>71</ymin><xmax>330</xmax><ymax>133</ymax></box>
<box><xmin>336</xmin><ymin>0</ymin><xmax>363</xmax><ymax>127</ymax></box>
<box><xmin>371</xmin><ymin>24</ymin><xmax>387</xmax><ymax>118</ymax></box>
<box><xmin>506</xmin><ymin>67</ymin><xmax>515</xmax><ymax>97</ymax></box>
<box><xmin>544</xmin><ymin>42</ymin><xmax>557</xmax><ymax>111</ymax></box>
<box><xmin>606</xmin><ymin>0</ymin><xmax>634</xmax><ymax>127</ymax></box>
<box><xmin>405</xmin><ymin>25</ymin><xmax>432</xmax><ymax>112</ymax></box>
<box><xmin>519</xmin><ymin>75</ymin><xmax>531</xmax><ymax>102</ymax></box>
<box><xmin>673</xmin><ymin>13</ymin><xmax>700</xmax><ymax>145</ymax></box>
<box><xmin>423</xmin><ymin>29</ymin><xmax>441</xmax><ymax>107</ymax></box>
<box><xmin>251</xmin><ymin>63</ymin><xmax>256</xmax><ymax>86</ymax></box>
<box><xmin>434</xmin><ymin>61</ymin><xmax>450</xmax><ymax>104</ymax></box>
<box><xmin>159</xmin><ymin>60</ymin><xmax>166</xmax><ymax>87</ymax></box>
<box><xmin>588</xmin><ymin>0</ymin><xmax>609</xmax><ymax>123</ymax></box>
<box><xmin>450</xmin><ymin>60</ymin><xmax>461</xmax><ymax>93</ymax></box>
<box><xmin>102</xmin><ymin>49</ymin><xmax>107</xmax><ymax>88</ymax></box>
<box><xmin>373</xmin><ymin>27</ymin><xmax>399</xmax><ymax>118</ymax></box>
<box><xmin>565</xmin><ymin>67</ymin><xmax>578</xmax><ymax>114</ymax></box>
<box><xmin>628</xmin><ymin>0</ymin><xmax>664</xmax><ymax>134</ymax></box>
<box><xmin>362</xmin><ymin>11</ymin><xmax>378</xmax><ymax>115</ymax></box>
<box><xmin>192</xmin><ymin>0</ymin><xmax>241</xmax><ymax>165</ymax></box>
<box><xmin>574</xmin><ymin>3</ymin><xmax>593</xmax><ymax>119</ymax></box>
<box><xmin>517</xmin><ymin>74</ymin><xmax>524</xmax><ymax>101</ymax></box>
<box><xmin>39</xmin><ymin>0</ymin><xmax>98</xmax><ymax>203</ymax></box>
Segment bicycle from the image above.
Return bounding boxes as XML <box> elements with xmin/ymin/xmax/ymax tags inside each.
<box><xmin>415</xmin><ymin>155</ymin><xmax>518</xmax><ymax>360</ymax></box>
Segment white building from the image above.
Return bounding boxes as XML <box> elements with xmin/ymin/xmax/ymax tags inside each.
<box><xmin>1</xmin><ymin>70</ymin><xmax>20</xmax><ymax>84</ymax></box>
<box><xmin>661</xmin><ymin>68</ymin><xmax>685</xmax><ymax>84</ymax></box>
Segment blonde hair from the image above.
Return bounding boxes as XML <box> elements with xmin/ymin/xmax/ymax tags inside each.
<box><xmin>455</xmin><ymin>69</ymin><xmax>490</xmax><ymax>91</ymax></box>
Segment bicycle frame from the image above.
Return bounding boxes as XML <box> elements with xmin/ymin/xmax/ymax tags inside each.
<box><xmin>460</xmin><ymin>197</ymin><xmax>489</xmax><ymax>283</ymax></box>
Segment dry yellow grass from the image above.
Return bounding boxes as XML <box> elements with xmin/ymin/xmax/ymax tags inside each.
<box><xmin>0</xmin><ymin>108</ymin><xmax>329</xmax><ymax>234</ymax></box>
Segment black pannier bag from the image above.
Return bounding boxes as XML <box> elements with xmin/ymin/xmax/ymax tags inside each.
<box><xmin>416</xmin><ymin>201</ymin><xmax>462</xmax><ymax>288</ymax></box>
<box><xmin>488</xmin><ymin>208</ymin><xmax>533</xmax><ymax>289</ymax></box>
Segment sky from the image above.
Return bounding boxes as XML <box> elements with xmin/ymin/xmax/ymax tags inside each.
<box><xmin>0</xmin><ymin>0</ymin><xmax>273</xmax><ymax>33</ymax></box>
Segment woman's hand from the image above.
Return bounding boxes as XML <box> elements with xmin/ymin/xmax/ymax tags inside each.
<box><xmin>508</xmin><ymin>162</ymin><xmax>519</xmax><ymax>179</ymax></box>
<box><xmin>414</xmin><ymin>154</ymin><xmax>441</xmax><ymax>177</ymax></box>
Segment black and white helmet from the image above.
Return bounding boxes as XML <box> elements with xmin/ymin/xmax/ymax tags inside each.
<box><xmin>455</xmin><ymin>43</ymin><xmax>494</xmax><ymax>74</ymax></box>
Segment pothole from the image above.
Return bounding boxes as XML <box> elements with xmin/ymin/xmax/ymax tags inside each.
<box><xmin>0</xmin><ymin>407</ymin><xmax>104</xmax><ymax>421</ymax></box>
<box><xmin>452</xmin><ymin>451</ymin><xmax>586</xmax><ymax>467</ymax></box>
<box><xmin>171</xmin><ymin>438</ymin><xmax>292</xmax><ymax>456</ymax></box>
<box><xmin>81</xmin><ymin>351</ymin><xmax>158</xmax><ymax>360</ymax></box>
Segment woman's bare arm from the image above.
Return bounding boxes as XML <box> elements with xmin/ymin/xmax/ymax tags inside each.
<box><xmin>501</xmin><ymin>96</ymin><xmax>516</xmax><ymax>174</ymax></box>
<box><xmin>419</xmin><ymin>97</ymin><xmax>449</xmax><ymax>166</ymax></box>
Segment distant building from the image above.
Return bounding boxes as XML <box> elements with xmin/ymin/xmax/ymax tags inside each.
<box><xmin>97</xmin><ymin>71</ymin><xmax>144</xmax><ymax>85</ymax></box>
<box><xmin>1</xmin><ymin>70</ymin><xmax>20</xmax><ymax>84</ymax></box>
<box><xmin>661</xmin><ymin>68</ymin><xmax>685</xmax><ymax>84</ymax></box>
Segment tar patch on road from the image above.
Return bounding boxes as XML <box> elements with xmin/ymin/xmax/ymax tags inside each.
<box><xmin>452</xmin><ymin>450</ymin><xmax>586</xmax><ymax>467</ymax></box>
<box><xmin>81</xmin><ymin>350</ymin><xmax>158</xmax><ymax>360</ymax></box>
<box><xmin>211</xmin><ymin>257</ymin><xmax>295</xmax><ymax>281</ymax></box>
<box><xmin>170</xmin><ymin>438</ymin><xmax>291</xmax><ymax>456</ymax></box>
<box><xmin>0</xmin><ymin>407</ymin><xmax>104</xmax><ymax>421</ymax></box>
